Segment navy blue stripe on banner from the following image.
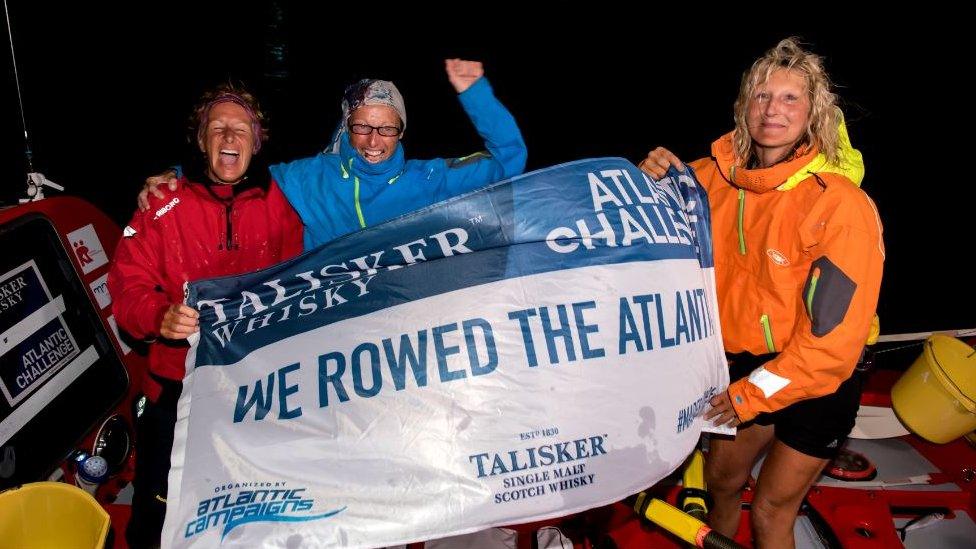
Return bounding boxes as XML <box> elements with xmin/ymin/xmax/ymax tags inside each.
<box><xmin>188</xmin><ymin>158</ymin><xmax>713</xmax><ymax>367</ymax></box>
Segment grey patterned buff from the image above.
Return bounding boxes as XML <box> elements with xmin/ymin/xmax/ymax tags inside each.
<box><xmin>326</xmin><ymin>79</ymin><xmax>406</xmax><ymax>153</ymax></box>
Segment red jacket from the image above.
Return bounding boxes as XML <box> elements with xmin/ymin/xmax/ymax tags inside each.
<box><xmin>108</xmin><ymin>177</ymin><xmax>303</xmax><ymax>390</ymax></box>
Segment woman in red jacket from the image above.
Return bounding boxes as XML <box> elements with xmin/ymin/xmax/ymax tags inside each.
<box><xmin>108</xmin><ymin>83</ymin><xmax>303</xmax><ymax>548</ymax></box>
<box><xmin>640</xmin><ymin>38</ymin><xmax>884</xmax><ymax>548</ymax></box>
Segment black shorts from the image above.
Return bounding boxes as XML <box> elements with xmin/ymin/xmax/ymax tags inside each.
<box><xmin>728</xmin><ymin>352</ymin><xmax>862</xmax><ymax>460</ymax></box>
<box><xmin>126</xmin><ymin>376</ymin><xmax>181</xmax><ymax>549</ymax></box>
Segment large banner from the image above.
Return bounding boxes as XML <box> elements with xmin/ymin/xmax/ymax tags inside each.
<box><xmin>162</xmin><ymin>158</ymin><xmax>728</xmax><ymax>548</ymax></box>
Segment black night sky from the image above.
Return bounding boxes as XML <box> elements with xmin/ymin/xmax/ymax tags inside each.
<box><xmin>1</xmin><ymin>4</ymin><xmax>972</xmax><ymax>338</ymax></box>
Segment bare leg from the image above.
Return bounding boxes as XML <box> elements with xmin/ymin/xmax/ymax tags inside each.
<box><xmin>704</xmin><ymin>422</ymin><xmax>775</xmax><ymax>538</ymax></box>
<box><xmin>751</xmin><ymin>441</ymin><xmax>828</xmax><ymax>549</ymax></box>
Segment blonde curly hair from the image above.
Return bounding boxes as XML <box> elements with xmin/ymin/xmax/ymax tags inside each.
<box><xmin>732</xmin><ymin>38</ymin><xmax>840</xmax><ymax>166</ymax></box>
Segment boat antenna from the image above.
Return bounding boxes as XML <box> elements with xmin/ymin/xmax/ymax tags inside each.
<box><xmin>4</xmin><ymin>0</ymin><xmax>34</xmax><ymax>173</ymax></box>
<box><xmin>5</xmin><ymin>0</ymin><xmax>63</xmax><ymax>202</ymax></box>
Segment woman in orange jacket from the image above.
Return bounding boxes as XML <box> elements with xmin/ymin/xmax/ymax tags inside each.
<box><xmin>640</xmin><ymin>38</ymin><xmax>884</xmax><ymax>548</ymax></box>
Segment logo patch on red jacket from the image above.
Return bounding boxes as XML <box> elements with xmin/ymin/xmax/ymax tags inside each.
<box><xmin>153</xmin><ymin>197</ymin><xmax>181</xmax><ymax>221</ymax></box>
<box><xmin>766</xmin><ymin>248</ymin><xmax>790</xmax><ymax>266</ymax></box>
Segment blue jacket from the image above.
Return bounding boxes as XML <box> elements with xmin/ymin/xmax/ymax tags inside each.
<box><xmin>270</xmin><ymin>78</ymin><xmax>527</xmax><ymax>249</ymax></box>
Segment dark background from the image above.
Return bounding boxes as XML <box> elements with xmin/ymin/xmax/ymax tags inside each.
<box><xmin>1</xmin><ymin>4</ymin><xmax>971</xmax><ymax>336</ymax></box>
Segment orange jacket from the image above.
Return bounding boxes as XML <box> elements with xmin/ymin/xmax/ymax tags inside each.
<box><xmin>691</xmin><ymin>131</ymin><xmax>884</xmax><ymax>422</ymax></box>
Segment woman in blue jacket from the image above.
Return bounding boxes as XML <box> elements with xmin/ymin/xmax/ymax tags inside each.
<box><xmin>141</xmin><ymin>59</ymin><xmax>527</xmax><ymax>249</ymax></box>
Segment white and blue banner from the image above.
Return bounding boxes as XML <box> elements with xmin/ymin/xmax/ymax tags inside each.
<box><xmin>162</xmin><ymin>158</ymin><xmax>728</xmax><ymax>548</ymax></box>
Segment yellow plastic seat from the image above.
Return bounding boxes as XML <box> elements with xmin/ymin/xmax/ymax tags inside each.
<box><xmin>0</xmin><ymin>481</ymin><xmax>110</xmax><ymax>548</ymax></box>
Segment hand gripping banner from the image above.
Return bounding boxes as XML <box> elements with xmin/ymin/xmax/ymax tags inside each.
<box><xmin>162</xmin><ymin>158</ymin><xmax>728</xmax><ymax>548</ymax></box>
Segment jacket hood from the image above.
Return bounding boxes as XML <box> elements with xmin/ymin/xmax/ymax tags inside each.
<box><xmin>712</xmin><ymin>114</ymin><xmax>865</xmax><ymax>193</ymax></box>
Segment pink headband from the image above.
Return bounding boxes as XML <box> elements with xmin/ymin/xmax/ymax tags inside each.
<box><xmin>197</xmin><ymin>93</ymin><xmax>265</xmax><ymax>153</ymax></box>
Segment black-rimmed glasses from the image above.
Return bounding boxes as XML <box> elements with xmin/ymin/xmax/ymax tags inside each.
<box><xmin>349</xmin><ymin>123</ymin><xmax>402</xmax><ymax>137</ymax></box>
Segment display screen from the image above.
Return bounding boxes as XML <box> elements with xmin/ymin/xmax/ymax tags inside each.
<box><xmin>0</xmin><ymin>214</ymin><xmax>128</xmax><ymax>488</ymax></box>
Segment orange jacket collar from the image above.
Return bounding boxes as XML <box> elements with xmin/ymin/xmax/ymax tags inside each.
<box><xmin>711</xmin><ymin>131</ymin><xmax>820</xmax><ymax>194</ymax></box>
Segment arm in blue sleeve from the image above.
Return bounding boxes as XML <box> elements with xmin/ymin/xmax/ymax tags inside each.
<box><xmin>438</xmin><ymin>77</ymin><xmax>527</xmax><ymax>198</ymax></box>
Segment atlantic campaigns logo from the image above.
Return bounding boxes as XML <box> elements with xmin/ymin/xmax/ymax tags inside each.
<box><xmin>185</xmin><ymin>482</ymin><xmax>345</xmax><ymax>541</ymax></box>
